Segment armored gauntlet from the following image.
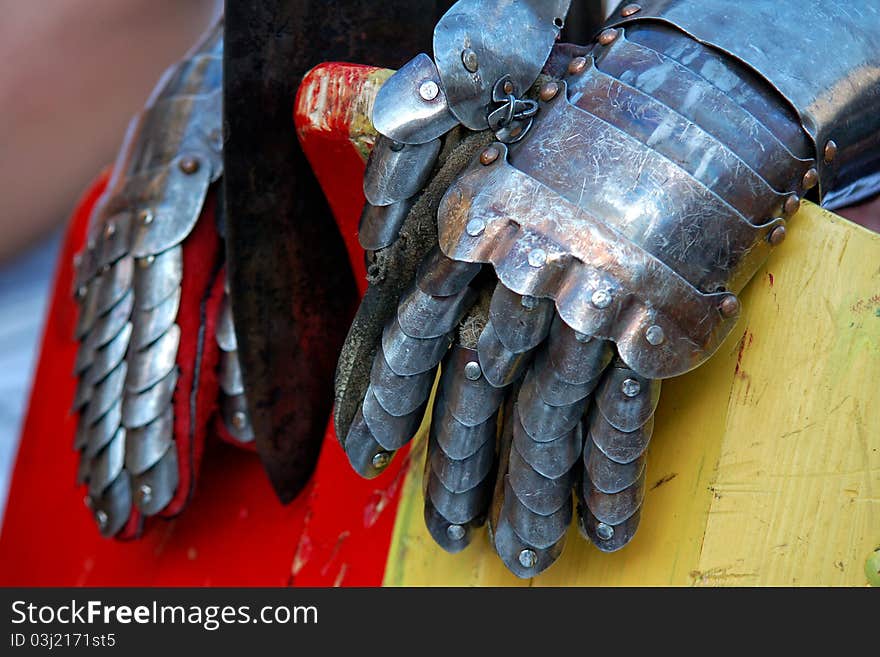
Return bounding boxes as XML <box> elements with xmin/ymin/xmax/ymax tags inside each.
<box><xmin>335</xmin><ymin>0</ymin><xmax>880</xmax><ymax>576</ymax></box>
<box><xmin>70</xmin><ymin>19</ymin><xmax>256</xmax><ymax>537</ymax></box>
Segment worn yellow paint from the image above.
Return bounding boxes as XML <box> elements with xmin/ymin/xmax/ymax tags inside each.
<box><xmin>382</xmin><ymin>202</ymin><xmax>880</xmax><ymax>586</ymax></box>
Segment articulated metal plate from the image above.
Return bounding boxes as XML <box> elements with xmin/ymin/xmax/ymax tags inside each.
<box><xmin>433</xmin><ymin>0</ymin><xmax>571</xmax><ymax>129</ymax></box>
<box><xmin>372</xmin><ymin>53</ymin><xmax>459</xmax><ymax>145</ymax></box>
<box><xmin>606</xmin><ymin>0</ymin><xmax>880</xmax><ymax>200</ymax></box>
<box><xmin>363</xmin><ymin>136</ymin><xmax>442</xmax><ymax>206</ymax></box>
<box><xmin>437</xmin><ymin>142</ymin><xmax>738</xmax><ymax>379</ymax></box>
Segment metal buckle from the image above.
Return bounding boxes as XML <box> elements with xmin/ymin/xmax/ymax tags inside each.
<box><xmin>487</xmin><ymin>75</ymin><xmax>539</xmax><ymax>143</ymax></box>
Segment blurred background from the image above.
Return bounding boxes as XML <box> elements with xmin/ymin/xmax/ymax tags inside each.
<box><xmin>0</xmin><ymin>0</ymin><xmax>221</xmax><ymax>520</ymax></box>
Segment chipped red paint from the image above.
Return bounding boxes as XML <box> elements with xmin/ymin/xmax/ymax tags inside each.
<box><xmin>295</xmin><ymin>62</ymin><xmax>389</xmax><ymax>295</ymax></box>
<box><xmin>0</xmin><ymin>65</ymin><xmax>404</xmax><ymax>586</ymax></box>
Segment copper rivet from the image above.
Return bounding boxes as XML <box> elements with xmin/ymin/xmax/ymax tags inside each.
<box><xmin>462</xmin><ymin>48</ymin><xmax>479</xmax><ymax>73</ymax></box>
<box><xmin>508</xmin><ymin>125</ymin><xmax>523</xmax><ymax>139</ymax></box>
<box><xmin>480</xmin><ymin>146</ymin><xmax>500</xmax><ymax>166</ymax></box>
<box><xmin>719</xmin><ymin>294</ymin><xmax>741</xmax><ymax>318</ymax></box>
<box><xmin>232</xmin><ymin>411</ymin><xmax>247</xmax><ymax>429</ymax></box>
<box><xmin>768</xmin><ymin>225</ymin><xmax>787</xmax><ymax>246</ymax></box>
<box><xmin>179</xmin><ymin>156</ymin><xmax>200</xmax><ymax>174</ymax></box>
<box><xmin>802</xmin><ymin>168</ymin><xmax>818</xmax><ymax>190</ymax></box>
<box><xmin>104</xmin><ymin>222</ymin><xmax>115</xmax><ymax>238</ymax></box>
<box><xmin>539</xmin><ymin>81</ymin><xmax>560</xmax><ymax>102</ymax></box>
<box><xmin>568</xmin><ymin>56</ymin><xmax>587</xmax><ymax>75</ymax></box>
<box><xmin>621</xmin><ymin>3</ymin><xmax>642</xmax><ymax>17</ymax></box>
<box><xmin>784</xmin><ymin>195</ymin><xmax>801</xmax><ymax>216</ymax></box>
<box><xmin>824</xmin><ymin>140</ymin><xmax>837</xmax><ymax>163</ymax></box>
<box><xmin>598</xmin><ymin>28</ymin><xmax>618</xmax><ymax>46</ymax></box>
<box><xmin>503</xmin><ymin>80</ymin><xmax>515</xmax><ymax>95</ymax></box>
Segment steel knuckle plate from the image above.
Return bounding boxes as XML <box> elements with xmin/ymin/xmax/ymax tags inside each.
<box><xmin>381</xmin><ymin>317</ymin><xmax>451</xmax><ymax>376</ymax></box>
<box><xmin>133</xmin><ymin>246</ymin><xmax>183</xmax><ymax>310</ymax></box>
<box><xmin>432</xmin><ymin>394</ymin><xmax>497</xmax><ymax>460</ymax></box>
<box><xmin>584</xmin><ymin>437</ymin><xmax>646</xmax><ymax>495</ymax></box>
<box><xmin>358</xmin><ymin>199</ymin><xmax>413</xmax><ymax>251</ymax></box>
<box><xmin>578</xmin><ymin>502</ymin><xmax>641</xmax><ymax>553</ymax></box>
<box><xmin>83</xmin><ymin>362</ymin><xmax>128</xmax><ymax>426</ymax></box>
<box><xmin>415</xmin><ymin>247</ymin><xmax>481</xmax><ymax>297</ymax></box>
<box><xmin>215</xmin><ymin>295</ymin><xmax>237</xmax><ymax>352</ymax></box>
<box><xmin>361</xmin><ymin>388</ymin><xmax>426</xmax><ymax>451</ymax></box>
<box><xmin>370</xmin><ymin>350</ymin><xmax>434</xmax><ymax>417</ymax></box>
<box><xmin>504</xmin><ymin>479</ymin><xmax>571</xmax><ymax>550</ymax></box>
<box><xmin>132</xmin><ymin>448</ymin><xmax>178</xmax><ymax>516</ymax></box>
<box><xmin>440</xmin><ymin>345</ymin><xmax>506</xmax><ymax>426</ymax></box>
<box><xmin>126</xmin><ymin>324</ymin><xmax>181</xmax><ymax>393</ymax></box>
<box><xmin>91</xmin><ymin>471</ymin><xmax>132</xmax><ymax>538</ymax></box>
<box><xmin>429</xmin><ymin>437</ymin><xmax>495</xmax><ymax>494</ymax></box>
<box><xmin>589</xmin><ymin>408</ymin><xmax>653</xmax><ymax>465</ymax></box>
<box><xmin>433</xmin><ymin>0</ymin><xmax>571</xmax><ymax>130</ymax></box>
<box><xmin>488</xmin><ymin>284</ymin><xmax>554</xmax><ymax>353</ymax></box>
<box><xmin>87</xmin><ymin>428</ymin><xmax>126</xmax><ymax>498</ymax></box>
<box><xmin>424</xmin><ymin>499</ymin><xmax>479</xmax><ymax>554</ymax></box>
<box><xmin>220</xmin><ymin>393</ymin><xmax>255</xmax><ymax>444</ymax></box>
<box><xmin>83</xmin><ymin>399</ymin><xmax>123</xmax><ymax>459</ymax></box>
<box><xmin>363</xmin><ymin>136</ymin><xmax>441</xmax><ymax>207</ymax></box>
<box><xmin>533</xmin><ymin>347</ymin><xmax>598</xmax><ymax>407</ymax></box>
<box><xmin>85</xmin><ymin>322</ymin><xmax>132</xmax><ymax>387</ymax></box>
<box><xmin>508</xmin><ymin>442</ymin><xmax>573</xmax><ymax>516</ymax></box>
<box><xmin>596</xmin><ymin>366</ymin><xmax>661</xmax><ymax>433</ymax></box>
<box><xmin>492</xmin><ymin>487</ymin><xmax>565</xmax><ymax>578</ymax></box>
<box><xmin>518</xmin><ymin>370</ymin><xmax>587</xmax><ymax>443</ymax></box>
<box><xmin>122</xmin><ymin>368</ymin><xmax>178</xmax><ymax>429</ymax></box>
<box><xmin>344</xmin><ymin>410</ymin><xmax>393</xmax><ymax>479</ymax></box>
<box><xmin>397</xmin><ymin>283</ymin><xmax>475</xmax><ymax>340</ymax></box>
<box><xmin>427</xmin><ymin>471</ymin><xmax>492</xmax><ymax>525</ymax></box>
<box><xmin>372</xmin><ymin>53</ymin><xmax>459</xmax><ymax>145</ymax></box>
<box><xmin>130</xmin><ymin>288</ymin><xmax>181</xmax><ymax>351</ymax></box>
<box><xmin>125</xmin><ymin>163</ymin><xmax>211</xmax><ymax>259</ymax></box>
<box><xmin>512</xmin><ymin>407</ymin><xmax>582</xmax><ymax>480</ymax></box>
<box><xmin>476</xmin><ymin>321</ymin><xmax>532</xmax><ymax>388</ymax></box>
<box><xmin>583</xmin><ymin>466</ymin><xmax>646</xmax><ymax>527</ymax></box>
<box><xmin>124</xmin><ymin>408</ymin><xmax>174</xmax><ymax>476</ymax></box>
<box><xmin>218</xmin><ymin>347</ymin><xmax>245</xmax><ymax>396</ymax></box>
